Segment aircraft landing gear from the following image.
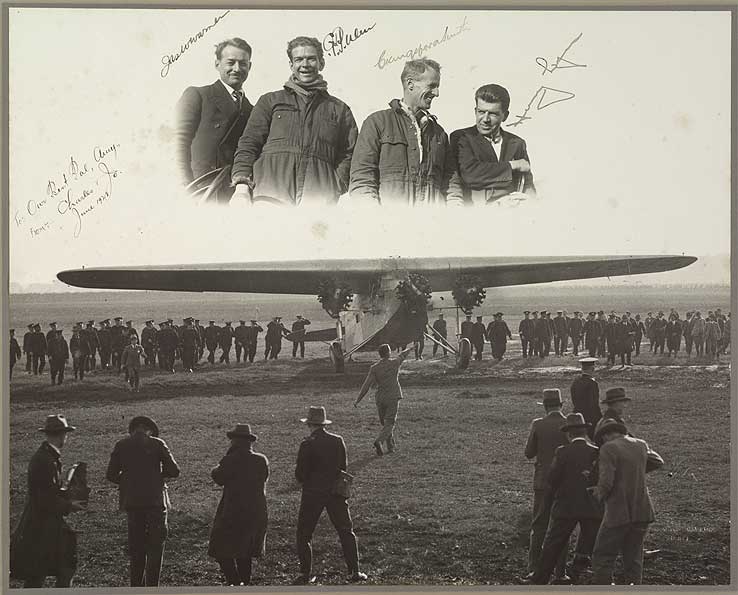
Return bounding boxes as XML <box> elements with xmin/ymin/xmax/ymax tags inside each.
<box><xmin>457</xmin><ymin>338</ymin><xmax>472</xmax><ymax>370</ymax></box>
<box><xmin>329</xmin><ymin>341</ymin><xmax>345</xmax><ymax>373</ymax></box>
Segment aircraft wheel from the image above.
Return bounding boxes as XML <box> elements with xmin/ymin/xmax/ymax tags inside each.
<box><xmin>457</xmin><ymin>338</ymin><xmax>472</xmax><ymax>370</ymax></box>
<box><xmin>329</xmin><ymin>341</ymin><xmax>345</xmax><ymax>373</ymax></box>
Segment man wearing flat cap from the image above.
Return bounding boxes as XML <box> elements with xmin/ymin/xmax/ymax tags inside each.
<box><xmin>593</xmin><ymin>387</ymin><xmax>632</xmax><ymax>445</ymax></box>
<box><xmin>588</xmin><ymin>418</ymin><xmax>664</xmax><ymax>584</ymax></box>
<box><xmin>523</xmin><ymin>389</ymin><xmax>569</xmax><ymax>582</ymax></box>
<box><xmin>294</xmin><ymin>406</ymin><xmax>367</xmax><ymax>584</ymax></box>
<box><xmin>531</xmin><ymin>413</ymin><xmax>602</xmax><ymax>584</ymax></box>
<box><xmin>11</xmin><ymin>415</ymin><xmax>85</xmax><ymax>587</ymax></box>
<box><xmin>106</xmin><ymin>416</ymin><xmax>180</xmax><ymax>586</ymax></box>
<box><xmin>209</xmin><ymin>423</ymin><xmax>268</xmax><ymax>586</ymax></box>
<box><xmin>570</xmin><ymin>358</ymin><xmax>601</xmax><ymax>441</ymax></box>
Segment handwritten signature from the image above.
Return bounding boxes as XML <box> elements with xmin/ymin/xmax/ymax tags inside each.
<box><xmin>375</xmin><ymin>17</ymin><xmax>470</xmax><ymax>70</ymax></box>
<box><xmin>323</xmin><ymin>23</ymin><xmax>376</xmax><ymax>57</ymax></box>
<box><xmin>508</xmin><ymin>33</ymin><xmax>586</xmax><ymax>128</ymax></box>
<box><xmin>161</xmin><ymin>10</ymin><xmax>230</xmax><ymax>78</ymax></box>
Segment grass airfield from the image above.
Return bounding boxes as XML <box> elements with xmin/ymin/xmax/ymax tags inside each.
<box><xmin>8</xmin><ymin>344</ymin><xmax>732</xmax><ymax>588</ymax></box>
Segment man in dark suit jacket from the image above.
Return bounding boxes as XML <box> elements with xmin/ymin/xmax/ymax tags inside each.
<box><xmin>294</xmin><ymin>407</ymin><xmax>367</xmax><ymax>584</ymax></box>
<box><xmin>524</xmin><ymin>389</ymin><xmax>568</xmax><ymax>581</ymax></box>
<box><xmin>589</xmin><ymin>419</ymin><xmax>664</xmax><ymax>585</ymax></box>
<box><xmin>532</xmin><ymin>413</ymin><xmax>602</xmax><ymax>584</ymax></box>
<box><xmin>106</xmin><ymin>416</ymin><xmax>180</xmax><ymax>587</ymax></box>
<box><xmin>175</xmin><ymin>38</ymin><xmax>253</xmax><ymax>201</ymax></box>
<box><xmin>448</xmin><ymin>84</ymin><xmax>535</xmax><ymax>206</ymax></box>
<box><xmin>570</xmin><ymin>357</ymin><xmax>602</xmax><ymax>440</ymax></box>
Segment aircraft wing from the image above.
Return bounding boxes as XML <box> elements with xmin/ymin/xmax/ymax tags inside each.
<box><xmin>57</xmin><ymin>255</ymin><xmax>696</xmax><ymax>294</ymax></box>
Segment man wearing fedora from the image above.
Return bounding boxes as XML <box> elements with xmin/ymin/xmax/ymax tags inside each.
<box><xmin>106</xmin><ymin>416</ymin><xmax>180</xmax><ymax>587</ymax></box>
<box><xmin>593</xmin><ymin>387</ymin><xmax>632</xmax><ymax>444</ymax></box>
<box><xmin>523</xmin><ymin>389</ymin><xmax>569</xmax><ymax>582</ymax></box>
<box><xmin>588</xmin><ymin>418</ymin><xmax>664</xmax><ymax>584</ymax></box>
<box><xmin>355</xmin><ymin>344</ymin><xmax>413</xmax><ymax>456</ymax></box>
<box><xmin>570</xmin><ymin>357</ymin><xmax>602</xmax><ymax>441</ymax></box>
<box><xmin>11</xmin><ymin>415</ymin><xmax>85</xmax><ymax>587</ymax></box>
<box><xmin>209</xmin><ymin>423</ymin><xmax>268</xmax><ymax>586</ymax></box>
<box><xmin>294</xmin><ymin>406</ymin><xmax>367</xmax><ymax>584</ymax></box>
<box><xmin>531</xmin><ymin>413</ymin><xmax>602</xmax><ymax>585</ymax></box>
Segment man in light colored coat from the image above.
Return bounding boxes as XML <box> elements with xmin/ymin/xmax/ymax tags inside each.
<box><xmin>355</xmin><ymin>344</ymin><xmax>413</xmax><ymax>455</ymax></box>
<box><xmin>588</xmin><ymin>418</ymin><xmax>664</xmax><ymax>584</ymax></box>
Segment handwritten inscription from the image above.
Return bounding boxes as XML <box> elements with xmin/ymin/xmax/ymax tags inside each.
<box><xmin>322</xmin><ymin>23</ymin><xmax>376</xmax><ymax>57</ymax></box>
<box><xmin>15</xmin><ymin>143</ymin><xmax>123</xmax><ymax>240</ymax></box>
<box><xmin>374</xmin><ymin>17</ymin><xmax>470</xmax><ymax>70</ymax></box>
<box><xmin>509</xmin><ymin>33</ymin><xmax>586</xmax><ymax>128</ymax></box>
<box><xmin>160</xmin><ymin>11</ymin><xmax>230</xmax><ymax>78</ymax></box>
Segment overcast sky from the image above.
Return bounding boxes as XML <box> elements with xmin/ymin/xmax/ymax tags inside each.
<box><xmin>8</xmin><ymin>8</ymin><xmax>732</xmax><ymax>287</ymax></box>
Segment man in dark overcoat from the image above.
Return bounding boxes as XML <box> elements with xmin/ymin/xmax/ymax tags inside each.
<box><xmin>471</xmin><ymin>315</ymin><xmax>487</xmax><ymax>361</ymax></box>
<box><xmin>209</xmin><ymin>423</ymin><xmax>268</xmax><ymax>586</ymax></box>
<box><xmin>219</xmin><ymin>322</ymin><xmax>235</xmax><ymax>364</ymax></box>
<box><xmin>11</xmin><ymin>415</ymin><xmax>85</xmax><ymax>587</ymax></box>
<box><xmin>294</xmin><ymin>406</ymin><xmax>367</xmax><ymax>584</ymax></box>
<box><xmin>523</xmin><ymin>389</ymin><xmax>568</xmax><ymax>581</ymax></box>
<box><xmin>487</xmin><ymin>312</ymin><xmax>512</xmax><ymax>360</ymax></box>
<box><xmin>518</xmin><ymin>311</ymin><xmax>534</xmax><ymax>358</ymax></box>
<box><xmin>569</xmin><ymin>357</ymin><xmax>601</xmax><ymax>440</ymax></box>
<box><xmin>531</xmin><ymin>413</ymin><xmax>602</xmax><ymax>584</ymax></box>
<box><xmin>244</xmin><ymin>320</ymin><xmax>263</xmax><ymax>363</ymax></box>
<box><xmin>48</xmin><ymin>329</ymin><xmax>69</xmax><ymax>386</ymax></box>
<box><xmin>30</xmin><ymin>323</ymin><xmax>47</xmax><ymax>375</ymax></box>
<box><xmin>106</xmin><ymin>416</ymin><xmax>180</xmax><ymax>587</ymax></box>
<box><xmin>205</xmin><ymin>320</ymin><xmax>221</xmax><ymax>364</ymax></box>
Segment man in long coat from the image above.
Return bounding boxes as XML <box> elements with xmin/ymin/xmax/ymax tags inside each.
<box><xmin>209</xmin><ymin>424</ymin><xmax>268</xmax><ymax>586</ymax></box>
<box><xmin>11</xmin><ymin>415</ymin><xmax>85</xmax><ymax>587</ymax></box>
<box><xmin>569</xmin><ymin>357</ymin><xmax>601</xmax><ymax>440</ymax></box>
<box><xmin>487</xmin><ymin>312</ymin><xmax>512</xmax><ymax>360</ymax></box>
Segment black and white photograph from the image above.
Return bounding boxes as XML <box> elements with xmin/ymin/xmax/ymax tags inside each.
<box><xmin>4</xmin><ymin>4</ymin><xmax>735</xmax><ymax>591</ymax></box>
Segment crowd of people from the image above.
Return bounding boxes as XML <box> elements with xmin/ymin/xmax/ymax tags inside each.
<box><xmin>11</xmin><ymin>350</ymin><xmax>669</xmax><ymax>588</ymax></box>
<box><xmin>176</xmin><ymin>36</ymin><xmax>535</xmax><ymax>206</ymax></box>
<box><xmin>8</xmin><ymin>307</ymin><xmax>730</xmax><ymax>388</ymax></box>
<box><xmin>8</xmin><ymin>315</ymin><xmax>313</xmax><ymax>389</ymax></box>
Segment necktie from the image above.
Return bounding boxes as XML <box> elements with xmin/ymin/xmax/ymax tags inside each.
<box><xmin>232</xmin><ymin>90</ymin><xmax>242</xmax><ymax>109</ymax></box>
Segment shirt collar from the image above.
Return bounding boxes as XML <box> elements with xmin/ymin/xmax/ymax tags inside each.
<box><xmin>219</xmin><ymin>79</ymin><xmax>241</xmax><ymax>98</ymax></box>
<box><xmin>571</xmin><ymin>437</ymin><xmax>587</xmax><ymax>443</ymax></box>
<box><xmin>45</xmin><ymin>441</ymin><xmax>62</xmax><ymax>457</ymax></box>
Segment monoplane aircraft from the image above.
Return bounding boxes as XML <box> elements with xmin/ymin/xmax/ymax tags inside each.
<box><xmin>58</xmin><ymin>255</ymin><xmax>696</xmax><ymax>371</ymax></box>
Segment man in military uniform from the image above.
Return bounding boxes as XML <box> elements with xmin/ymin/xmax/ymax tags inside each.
<box><xmin>98</xmin><ymin>320</ymin><xmax>112</xmax><ymax>369</ymax></box>
<box><xmin>652</xmin><ymin>311</ymin><xmax>667</xmax><ymax>355</ymax></box>
<box><xmin>10</xmin><ymin>415</ymin><xmax>85</xmax><ymax>587</ymax></box>
<box><xmin>82</xmin><ymin>321</ymin><xmax>99</xmax><ymax>371</ymax></box>
<box><xmin>633</xmin><ymin>314</ymin><xmax>646</xmax><ymax>356</ymax></box>
<box><xmin>518</xmin><ymin>311</ymin><xmax>534</xmax><ymax>358</ymax></box>
<box><xmin>48</xmin><ymin>329</ymin><xmax>70</xmax><ymax>386</ymax></box>
<box><xmin>570</xmin><ymin>357</ymin><xmax>601</xmax><ymax>440</ymax></box>
<box><xmin>70</xmin><ymin>325</ymin><xmax>90</xmax><ymax>381</ymax></box>
<box><xmin>265</xmin><ymin>317</ymin><xmax>287</xmax><ymax>360</ymax></box>
<box><xmin>106</xmin><ymin>416</ymin><xmax>180</xmax><ymax>587</ymax></box>
<box><xmin>22</xmin><ymin>323</ymin><xmax>34</xmax><ymax>374</ymax></box>
<box><xmin>603</xmin><ymin>315</ymin><xmax>618</xmax><ymax>365</ymax></box>
<box><xmin>487</xmin><ymin>312</ymin><xmax>512</xmax><ymax>360</ymax></box>
<box><xmin>569</xmin><ymin>312</ymin><xmax>584</xmax><ymax>357</ymax></box>
<box><xmin>125</xmin><ymin>321</ymin><xmax>139</xmax><ymax>343</ymax></box>
<box><xmin>644</xmin><ymin>312</ymin><xmax>655</xmax><ymax>351</ymax></box>
<box><xmin>553</xmin><ymin>311</ymin><xmax>568</xmax><ymax>356</ymax></box>
<box><xmin>294</xmin><ymin>406</ymin><xmax>367</xmax><ymax>585</ymax></box>
<box><xmin>10</xmin><ymin>329</ymin><xmax>22</xmax><ymax>379</ymax></box>
<box><xmin>181</xmin><ymin>318</ymin><xmax>200</xmax><ymax>373</ymax></box>
<box><xmin>244</xmin><ymin>320</ymin><xmax>263</xmax><ymax>363</ymax></box>
<box><xmin>535</xmin><ymin>311</ymin><xmax>551</xmax><ymax>359</ymax></box>
<box><xmin>471</xmin><ymin>315</ymin><xmax>487</xmax><ymax>361</ymax></box>
<box><xmin>110</xmin><ymin>317</ymin><xmax>127</xmax><ymax>373</ymax></box>
<box><xmin>205</xmin><ymin>321</ymin><xmax>220</xmax><ymax>364</ymax></box>
<box><xmin>219</xmin><ymin>322</ymin><xmax>235</xmax><ymax>364</ymax></box>
<box><xmin>431</xmin><ymin>313</ymin><xmax>448</xmax><ymax>357</ymax></box>
<box><xmin>524</xmin><ymin>388</ymin><xmax>569</xmax><ymax>582</ymax></box>
<box><xmin>234</xmin><ymin>320</ymin><xmax>249</xmax><ymax>363</ymax></box>
<box><xmin>141</xmin><ymin>320</ymin><xmax>157</xmax><ymax>367</ymax></box>
<box><xmin>291</xmin><ymin>315</ymin><xmax>312</xmax><ymax>358</ymax></box>
<box><xmin>157</xmin><ymin>322</ymin><xmax>178</xmax><ymax>373</ymax></box>
<box><xmin>46</xmin><ymin>322</ymin><xmax>59</xmax><ymax>347</ymax></box>
<box><xmin>30</xmin><ymin>323</ymin><xmax>48</xmax><ymax>375</ymax></box>
<box><xmin>616</xmin><ymin>316</ymin><xmax>635</xmax><ymax>366</ymax></box>
<box><xmin>596</xmin><ymin>312</ymin><xmax>608</xmax><ymax>358</ymax></box>
<box><xmin>194</xmin><ymin>319</ymin><xmax>206</xmax><ymax>361</ymax></box>
<box><xmin>530</xmin><ymin>311</ymin><xmax>541</xmax><ymax>357</ymax></box>
<box><xmin>460</xmin><ymin>314</ymin><xmax>474</xmax><ymax>343</ymax></box>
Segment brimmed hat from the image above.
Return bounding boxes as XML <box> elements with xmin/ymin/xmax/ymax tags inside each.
<box><xmin>537</xmin><ymin>388</ymin><xmax>562</xmax><ymax>406</ymax></box>
<box><xmin>601</xmin><ymin>387</ymin><xmax>631</xmax><ymax>404</ymax></box>
<box><xmin>494</xmin><ymin>312</ymin><xmax>504</xmax><ymax>317</ymax></box>
<box><xmin>579</xmin><ymin>357</ymin><xmax>597</xmax><ymax>369</ymax></box>
<box><xmin>39</xmin><ymin>414</ymin><xmax>76</xmax><ymax>434</ymax></box>
<box><xmin>301</xmin><ymin>406</ymin><xmax>332</xmax><ymax>425</ymax></box>
<box><xmin>561</xmin><ymin>412</ymin><xmax>590</xmax><ymax>432</ymax></box>
<box><xmin>594</xmin><ymin>418</ymin><xmax>628</xmax><ymax>443</ymax></box>
<box><xmin>226</xmin><ymin>423</ymin><xmax>258</xmax><ymax>441</ymax></box>
<box><xmin>128</xmin><ymin>416</ymin><xmax>159</xmax><ymax>437</ymax></box>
